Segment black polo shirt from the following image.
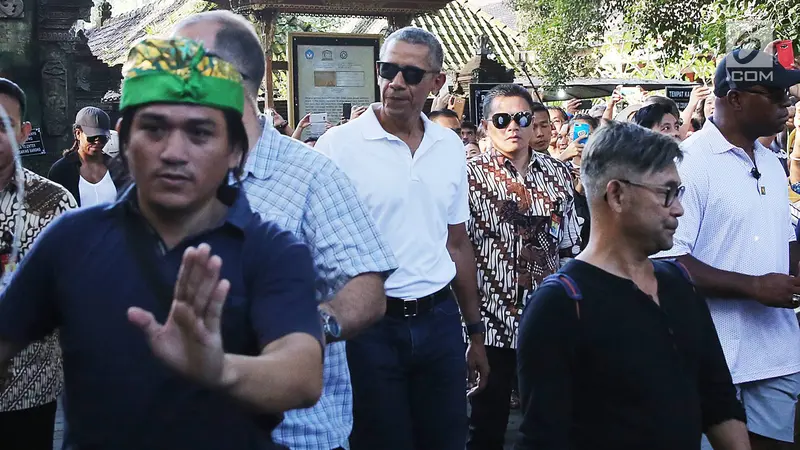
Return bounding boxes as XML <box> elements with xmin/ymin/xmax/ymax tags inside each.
<box><xmin>0</xmin><ymin>186</ymin><xmax>322</xmax><ymax>450</ymax></box>
<box><xmin>516</xmin><ymin>259</ymin><xmax>745</xmax><ymax>450</ymax></box>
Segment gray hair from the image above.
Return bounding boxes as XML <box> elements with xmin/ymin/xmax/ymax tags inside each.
<box><xmin>581</xmin><ymin>121</ymin><xmax>683</xmax><ymax>202</ymax></box>
<box><xmin>174</xmin><ymin>11</ymin><xmax>265</xmax><ymax>99</ymax></box>
<box><xmin>381</xmin><ymin>27</ymin><xmax>444</xmax><ymax>71</ymax></box>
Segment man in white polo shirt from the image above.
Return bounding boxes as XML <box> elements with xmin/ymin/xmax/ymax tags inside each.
<box><xmin>656</xmin><ymin>49</ymin><xmax>800</xmax><ymax>449</ymax></box>
<box><xmin>315</xmin><ymin>27</ymin><xmax>489</xmax><ymax>450</ymax></box>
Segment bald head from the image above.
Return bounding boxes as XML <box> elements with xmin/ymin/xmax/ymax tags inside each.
<box><xmin>172</xmin><ymin>11</ymin><xmax>265</xmax><ymax>99</ymax></box>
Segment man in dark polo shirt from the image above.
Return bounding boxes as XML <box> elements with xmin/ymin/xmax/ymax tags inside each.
<box><xmin>516</xmin><ymin>121</ymin><xmax>749</xmax><ymax>450</ymax></box>
<box><xmin>0</xmin><ymin>37</ymin><xmax>323</xmax><ymax>450</ymax></box>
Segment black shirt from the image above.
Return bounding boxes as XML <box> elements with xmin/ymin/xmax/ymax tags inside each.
<box><xmin>516</xmin><ymin>259</ymin><xmax>745</xmax><ymax>450</ymax></box>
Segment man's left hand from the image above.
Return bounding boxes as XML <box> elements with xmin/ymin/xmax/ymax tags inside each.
<box><xmin>128</xmin><ymin>244</ymin><xmax>230</xmax><ymax>388</ymax></box>
<box><xmin>466</xmin><ymin>337</ymin><xmax>489</xmax><ymax>397</ymax></box>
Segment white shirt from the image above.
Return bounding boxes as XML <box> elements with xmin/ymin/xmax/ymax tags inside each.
<box><xmin>78</xmin><ymin>170</ymin><xmax>117</xmax><ymax>208</ymax></box>
<box><xmin>656</xmin><ymin>120</ymin><xmax>800</xmax><ymax>384</ymax></box>
<box><xmin>315</xmin><ymin>104</ymin><xmax>470</xmax><ymax>298</ymax></box>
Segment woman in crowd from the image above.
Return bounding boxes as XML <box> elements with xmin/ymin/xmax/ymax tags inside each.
<box><xmin>632</xmin><ymin>103</ymin><xmax>682</xmax><ymax>141</ymax></box>
<box><xmin>48</xmin><ymin>107</ymin><xmax>125</xmax><ymax>207</ymax></box>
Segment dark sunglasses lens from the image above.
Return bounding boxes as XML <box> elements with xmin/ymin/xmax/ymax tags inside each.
<box><xmin>88</xmin><ymin>135</ymin><xmax>107</xmax><ymax>144</ymax></box>
<box><xmin>400</xmin><ymin>67</ymin><xmax>425</xmax><ymax>85</ymax></box>
<box><xmin>378</xmin><ymin>62</ymin><xmax>400</xmax><ymax>80</ymax></box>
<box><xmin>515</xmin><ymin>112</ymin><xmax>532</xmax><ymax>127</ymax></box>
<box><xmin>492</xmin><ymin>113</ymin><xmax>511</xmax><ymax>129</ymax></box>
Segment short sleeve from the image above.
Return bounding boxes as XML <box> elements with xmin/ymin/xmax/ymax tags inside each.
<box><xmin>0</xmin><ymin>215</ymin><xmax>64</xmax><ymax>345</ymax></box>
<box><xmin>247</xmin><ymin>224</ymin><xmax>323</xmax><ymax>349</ymax></box>
<box><xmin>654</xmin><ymin>152</ymin><xmax>709</xmax><ymax>258</ymax></box>
<box><xmin>303</xmin><ymin>164</ymin><xmax>397</xmax><ymax>294</ymax></box>
<box><xmin>449</xmin><ymin>148</ymin><xmax>470</xmax><ymax>225</ymax></box>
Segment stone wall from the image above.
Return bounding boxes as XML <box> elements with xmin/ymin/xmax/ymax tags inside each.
<box><xmin>0</xmin><ymin>0</ymin><xmax>48</xmax><ymax>174</ymax></box>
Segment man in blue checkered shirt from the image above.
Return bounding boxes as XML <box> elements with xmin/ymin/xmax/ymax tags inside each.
<box><xmin>174</xmin><ymin>12</ymin><xmax>398</xmax><ymax>450</ymax></box>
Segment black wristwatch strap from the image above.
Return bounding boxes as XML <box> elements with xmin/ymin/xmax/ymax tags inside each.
<box><xmin>465</xmin><ymin>321</ymin><xmax>486</xmax><ymax>336</ymax></box>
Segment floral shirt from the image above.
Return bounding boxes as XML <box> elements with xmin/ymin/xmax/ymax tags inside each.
<box><xmin>467</xmin><ymin>151</ymin><xmax>581</xmax><ymax>349</ymax></box>
<box><xmin>0</xmin><ymin>169</ymin><xmax>76</xmax><ymax>411</ymax></box>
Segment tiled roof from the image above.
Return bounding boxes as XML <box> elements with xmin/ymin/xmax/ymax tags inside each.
<box><xmin>87</xmin><ymin>0</ymin><xmax>216</xmax><ymax>66</ymax></box>
<box><xmin>341</xmin><ymin>0</ymin><xmax>522</xmax><ymax>73</ymax></box>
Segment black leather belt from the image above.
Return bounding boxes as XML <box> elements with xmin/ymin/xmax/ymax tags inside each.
<box><xmin>386</xmin><ymin>286</ymin><xmax>451</xmax><ymax>318</ymax></box>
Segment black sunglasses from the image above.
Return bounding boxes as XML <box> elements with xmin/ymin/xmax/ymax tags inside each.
<box><xmin>736</xmin><ymin>87</ymin><xmax>791</xmax><ymax>104</ymax></box>
<box><xmin>491</xmin><ymin>111</ymin><xmax>532</xmax><ymax>129</ymax></box>
<box><xmin>86</xmin><ymin>135</ymin><xmax>108</xmax><ymax>144</ymax></box>
<box><xmin>376</xmin><ymin>61</ymin><xmax>439</xmax><ymax>85</ymax></box>
<box><xmin>619</xmin><ymin>179</ymin><xmax>686</xmax><ymax>207</ymax></box>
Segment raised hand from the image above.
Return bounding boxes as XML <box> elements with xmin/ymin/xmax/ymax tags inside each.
<box><xmin>128</xmin><ymin>244</ymin><xmax>231</xmax><ymax>387</ymax></box>
<box><xmin>565</xmin><ymin>98</ymin><xmax>583</xmax><ymax>114</ymax></box>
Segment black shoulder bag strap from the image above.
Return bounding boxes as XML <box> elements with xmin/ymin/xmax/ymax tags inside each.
<box><xmin>120</xmin><ymin>214</ymin><xmax>175</xmax><ymax>315</ymax></box>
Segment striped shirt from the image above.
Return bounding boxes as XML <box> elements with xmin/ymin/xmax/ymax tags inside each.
<box><xmin>242</xmin><ymin>117</ymin><xmax>397</xmax><ymax>450</ymax></box>
<box><xmin>467</xmin><ymin>151</ymin><xmax>581</xmax><ymax>349</ymax></box>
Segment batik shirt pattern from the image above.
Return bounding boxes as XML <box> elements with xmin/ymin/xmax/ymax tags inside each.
<box><xmin>0</xmin><ymin>169</ymin><xmax>76</xmax><ymax>411</ymax></box>
<box><xmin>467</xmin><ymin>151</ymin><xmax>580</xmax><ymax>349</ymax></box>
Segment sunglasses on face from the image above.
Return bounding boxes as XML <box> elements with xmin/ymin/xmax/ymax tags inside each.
<box><xmin>491</xmin><ymin>111</ymin><xmax>532</xmax><ymax>129</ymax></box>
<box><xmin>86</xmin><ymin>135</ymin><xmax>108</xmax><ymax>144</ymax></box>
<box><xmin>376</xmin><ymin>61</ymin><xmax>439</xmax><ymax>85</ymax></box>
<box><xmin>737</xmin><ymin>88</ymin><xmax>791</xmax><ymax>104</ymax></box>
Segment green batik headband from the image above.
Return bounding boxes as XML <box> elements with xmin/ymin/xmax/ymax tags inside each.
<box><xmin>120</xmin><ymin>37</ymin><xmax>245</xmax><ymax>115</ymax></box>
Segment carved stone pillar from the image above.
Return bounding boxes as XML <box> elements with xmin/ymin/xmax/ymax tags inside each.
<box><xmin>235</xmin><ymin>7</ymin><xmax>277</xmax><ymax>110</ymax></box>
<box><xmin>37</xmin><ymin>0</ymin><xmax>94</xmax><ymax>152</ymax></box>
<box><xmin>386</xmin><ymin>14</ymin><xmax>413</xmax><ymax>33</ymax></box>
<box><xmin>0</xmin><ymin>0</ymin><xmax>24</xmax><ymax>18</ymax></box>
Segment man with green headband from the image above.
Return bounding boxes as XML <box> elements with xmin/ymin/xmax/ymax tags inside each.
<box><xmin>0</xmin><ymin>37</ymin><xmax>323</xmax><ymax>449</ymax></box>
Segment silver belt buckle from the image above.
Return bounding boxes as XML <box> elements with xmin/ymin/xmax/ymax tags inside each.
<box><xmin>402</xmin><ymin>297</ymin><xmax>419</xmax><ymax>317</ymax></box>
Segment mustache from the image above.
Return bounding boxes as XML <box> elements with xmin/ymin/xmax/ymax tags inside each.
<box><xmin>154</xmin><ymin>166</ymin><xmax>195</xmax><ymax>181</ymax></box>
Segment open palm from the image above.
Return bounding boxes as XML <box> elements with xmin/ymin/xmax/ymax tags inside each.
<box><xmin>128</xmin><ymin>244</ymin><xmax>230</xmax><ymax>387</ymax></box>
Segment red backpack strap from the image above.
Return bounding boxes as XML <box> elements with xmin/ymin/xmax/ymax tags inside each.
<box><xmin>541</xmin><ymin>273</ymin><xmax>583</xmax><ymax>318</ymax></box>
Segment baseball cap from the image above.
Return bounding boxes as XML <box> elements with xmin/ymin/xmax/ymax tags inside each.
<box><xmin>75</xmin><ymin>106</ymin><xmax>111</xmax><ymax>137</ymax></box>
<box><xmin>714</xmin><ymin>48</ymin><xmax>800</xmax><ymax>97</ymax></box>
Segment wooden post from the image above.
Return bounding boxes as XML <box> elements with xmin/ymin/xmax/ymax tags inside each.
<box><xmin>239</xmin><ymin>8</ymin><xmax>278</xmax><ymax>110</ymax></box>
<box><xmin>386</xmin><ymin>14</ymin><xmax>413</xmax><ymax>33</ymax></box>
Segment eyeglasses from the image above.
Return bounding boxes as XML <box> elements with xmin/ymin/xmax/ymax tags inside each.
<box><xmin>618</xmin><ymin>179</ymin><xmax>685</xmax><ymax>207</ymax></box>
<box><xmin>86</xmin><ymin>135</ymin><xmax>108</xmax><ymax>145</ymax></box>
<box><xmin>376</xmin><ymin>61</ymin><xmax>439</xmax><ymax>85</ymax></box>
<box><xmin>736</xmin><ymin>88</ymin><xmax>791</xmax><ymax>104</ymax></box>
<box><xmin>491</xmin><ymin>111</ymin><xmax>532</xmax><ymax>129</ymax></box>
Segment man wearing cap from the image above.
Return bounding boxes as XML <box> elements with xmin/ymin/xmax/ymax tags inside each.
<box><xmin>0</xmin><ymin>37</ymin><xmax>324</xmax><ymax>450</ymax></box>
<box><xmin>48</xmin><ymin>106</ymin><xmax>125</xmax><ymax>207</ymax></box>
<box><xmin>655</xmin><ymin>49</ymin><xmax>800</xmax><ymax>449</ymax></box>
<box><xmin>0</xmin><ymin>78</ymin><xmax>76</xmax><ymax>450</ymax></box>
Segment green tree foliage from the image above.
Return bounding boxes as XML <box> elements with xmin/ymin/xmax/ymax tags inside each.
<box><xmin>514</xmin><ymin>0</ymin><xmax>797</xmax><ymax>86</ymax></box>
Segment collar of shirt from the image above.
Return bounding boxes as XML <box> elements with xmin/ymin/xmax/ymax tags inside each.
<box><xmin>702</xmin><ymin>118</ymin><xmax>771</xmax><ymax>156</ymax></box>
<box><xmin>111</xmin><ymin>183</ymin><xmax>252</xmax><ymax>234</ymax></box>
<box><xmin>358</xmin><ymin>103</ymin><xmax>452</xmax><ymax>145</ymax></box>
<box><xmin>242</xmin><ymin>114</ymin><xmax>283</xmax><ymax>181</ymax></box>
<box><xmin>490</xmin><ymin>148</ymin><xmax>543</xmax><ymax>174</ymax></box>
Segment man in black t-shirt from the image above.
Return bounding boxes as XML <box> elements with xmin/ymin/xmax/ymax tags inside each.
<box><xmin>516</xmin><ymin>121</ymin><xmax>749</xmax><ymax>450</ymax></box>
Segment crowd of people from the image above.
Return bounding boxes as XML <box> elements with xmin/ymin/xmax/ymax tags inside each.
<box><xmin>0</xmin><ymin>7</ymin><xmax>798</xmax><ymax>450</ymax></box>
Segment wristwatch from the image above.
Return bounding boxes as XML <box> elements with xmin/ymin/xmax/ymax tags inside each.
<box><xmin>319</xmin><ymin>306</ymin><xmax>342</xmax><ymax>342</ymax></box>
<box><xmin>465</xmin><ymin>321</ymin><xmax>486</xmax><ymax>336</ymax></box>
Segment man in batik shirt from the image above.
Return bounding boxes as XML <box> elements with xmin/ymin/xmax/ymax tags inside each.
<box><xmin>466</xmin><ymin>84</ymin><xmax>581</xmax><ymax>450</ymax></box>
<box><xmin>0</xmin><ymin>78</ymin><xmax>77</xmax><ymax>450</ymax></box>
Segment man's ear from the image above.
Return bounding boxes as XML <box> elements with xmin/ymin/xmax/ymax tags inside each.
<box><xmin>115</xmin><ymin>118</ymin><xmax>122</xmax><ymax>133</ymax></box>
<box><xmin>19</xmin><ymin>121</ymin><xmax>31</xmax><ymax>143</ymax></box>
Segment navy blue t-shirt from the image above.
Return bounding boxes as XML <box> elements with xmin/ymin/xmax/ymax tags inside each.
<box><xmin>0</xmin><ymin>186</ymin><xmax>322</xmax><ymax>450</ymax></box>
